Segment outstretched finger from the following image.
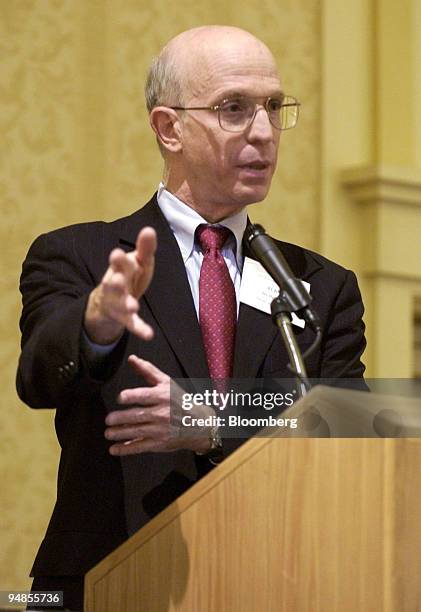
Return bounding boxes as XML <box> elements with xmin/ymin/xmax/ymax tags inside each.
<box><xmin>136</xmin><ymin>227</ymin><xmax>157</xmax><ymax>264</ymax></box>
<box><xmin>109</xmin><ymin>248</ymin><xmax>136</xmax><ymax>277</ymax></box>
<box><xmin>126</xmin><ymin>314</ymin><xmax>154</xmax><ymax>341</ymax></box>
<box><xmin>128</xmin><ymin>354</ymin><xmax>168</xmax><ymax>385</ymax></box>
<box><xmin>105</xmin><ymin>407</ymin><xmax>152</xmax><ymax>427</ymax></box>
<box><xmin>102</xmin><ymin>271</ymin><xmax>128</xmax><ymax>297</ymax></box>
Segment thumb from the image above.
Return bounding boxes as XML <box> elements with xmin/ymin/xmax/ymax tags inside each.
<box><xmin>128</xmin><ymin>355</ymin><xmax>168</xmax><ymax>386</ymax></box>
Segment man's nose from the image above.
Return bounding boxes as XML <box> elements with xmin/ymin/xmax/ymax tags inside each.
<box><xmin>246</xmin><ymin>106</ymin><xmax>274</xmax><ymax>142</ymax></box>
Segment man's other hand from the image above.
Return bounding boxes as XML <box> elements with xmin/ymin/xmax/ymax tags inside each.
<box><xmin>84</xmin><ymin>227</ymin><xmax>157</xmax><ymax>344</ymax></box>
<box><xmin>104</xmin><ymin>355</ymin><xmax>214</xmax><ymax>456</ymax></box>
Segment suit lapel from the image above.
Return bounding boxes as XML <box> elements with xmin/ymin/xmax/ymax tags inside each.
<box><xmin>118</xmin><ymin>196</ymin><xmax>209</xmax><ymax>379</ymax></box>
<box><xmin>233</xmin><ymin>302</ymin><xmax>278</xmax><ymax>377</ymax></box>
<box><xmin>233</xmin><ymin>231</ymin><xmax>323</xmax><ymax>378</ymax></box>
<box><xmin>233</xmin><ymin>235</ymin><xmax>277</xmax><ymax>378</ymax></box>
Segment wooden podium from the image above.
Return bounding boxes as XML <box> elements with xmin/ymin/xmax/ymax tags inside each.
<box><xmin>84</xmin><ymin>386</ymin><xmax>421</xmax><ymax>611</ymax></box>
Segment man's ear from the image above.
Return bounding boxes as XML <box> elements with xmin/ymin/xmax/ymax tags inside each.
<box><xmin>149</xmin><ymin>107</ymin><xmax>182</xmax><ymax>154</ymax></box>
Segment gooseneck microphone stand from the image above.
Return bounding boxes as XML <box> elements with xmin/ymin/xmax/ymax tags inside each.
<box><xmin>244</xmin><ymin>224</ymin><xmax>323</xmax><ymax>399</ymax></box>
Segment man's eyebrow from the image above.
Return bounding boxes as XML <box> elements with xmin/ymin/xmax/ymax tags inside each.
<box><xmin>213</xmin><ymin>90</ymin><xmax>285</xmax><ymax>102</ymax></box>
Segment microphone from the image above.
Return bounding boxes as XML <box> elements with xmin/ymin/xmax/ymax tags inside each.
<box><xmin>243</xmin><ymin>223</ymin><xmax>321</xmax><ymax>332</ymax></box>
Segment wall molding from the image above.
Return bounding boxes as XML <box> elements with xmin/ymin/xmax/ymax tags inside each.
<box><xmin>363</xmin><ymin>270</ymin><xmax>421</xmax><ymax>284</ymax></box>
<box><xmin>341</xmin><ymin>164</ymin><xmax>421</xmax><ymax>208</ymax></box>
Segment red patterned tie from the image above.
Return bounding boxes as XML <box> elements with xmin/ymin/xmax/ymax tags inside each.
<box><xmin>196</xmin><ymin>225</ymin><xmax>237</xmax><ymax>381</ymax></box>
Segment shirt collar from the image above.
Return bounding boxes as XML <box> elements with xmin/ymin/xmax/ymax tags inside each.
<box><xmin>157</xmin><ymin>182</ymin><xmax>247</xmax><ymax>266</ymax></box>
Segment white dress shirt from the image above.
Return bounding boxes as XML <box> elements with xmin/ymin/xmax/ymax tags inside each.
<box><xmin>157</xmin><ymin>183</ymin><xmax>247</xmax><ymax>317</ymax></box>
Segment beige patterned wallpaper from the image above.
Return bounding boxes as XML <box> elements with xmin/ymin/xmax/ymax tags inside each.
<box><xmin>0</xmin><ymin>0</ymin><xmax>320</xmax><ymax>591</ymax></box>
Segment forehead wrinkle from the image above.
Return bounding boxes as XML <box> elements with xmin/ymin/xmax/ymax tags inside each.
<box><xmin>202</xmin><ymin>73</ymin><xmax>282</xmax><ymax>104</ymax></box>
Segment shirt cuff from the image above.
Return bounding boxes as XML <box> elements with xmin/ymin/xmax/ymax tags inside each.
<box><xmin>80</xmin><ymin>328</ymin><xmax>121</xmax><ymax>364</ymax></box>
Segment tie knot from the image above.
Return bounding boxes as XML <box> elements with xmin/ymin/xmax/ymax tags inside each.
<box><xmin>196</xmin><ymin>224</ymin><xmax>232</xmax><ymax>253</ymax></box>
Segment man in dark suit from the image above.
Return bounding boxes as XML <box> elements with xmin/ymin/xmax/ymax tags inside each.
<box><xmin>17</xmin><ymin>26</ymin><xmax>366</xmax><ymax>610</ymax></box>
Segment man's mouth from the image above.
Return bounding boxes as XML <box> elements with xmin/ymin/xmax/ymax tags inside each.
<box><xmin>237</xmin><ymin>161</ymin><xmax>271</xmax><ymax>176</ymax></box>
<box><xmin>239</xmin><ymin>161</ymin><xmax>270</xmax><ymax>170</ymax></box>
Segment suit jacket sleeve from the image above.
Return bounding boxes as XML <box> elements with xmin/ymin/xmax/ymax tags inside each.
<box><xmin>16</xmin><ymin>228</ymin><xmax>127</xmax><ymax>408</ymax></box>
<box><xmin>317</xmin><ymin>268</ymin><xmax>367</xmax><ymax>379</ymax></box>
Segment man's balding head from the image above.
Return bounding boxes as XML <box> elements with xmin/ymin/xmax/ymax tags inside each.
<box><xmin>145</xmin><ymin>26</ymin><xmax>278</xmax><ymax>112</ymax></box>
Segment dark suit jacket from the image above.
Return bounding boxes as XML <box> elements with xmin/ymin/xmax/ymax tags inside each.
<box><xmin>16</xmin><ymin>194</ymin><xmax>366</xmax><ymax>577</ymax></box>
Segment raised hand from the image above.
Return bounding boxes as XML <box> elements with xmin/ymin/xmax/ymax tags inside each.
<box><xmin>84</xmin><ymin>227</ymin><xmax>157</xmax><ymax>344</ymax></box>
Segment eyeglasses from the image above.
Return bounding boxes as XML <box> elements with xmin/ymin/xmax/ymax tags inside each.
<box><xmin>169</xmin><ymin>95</ymin><xmax>300</xmax><ymax>133</ymax></box>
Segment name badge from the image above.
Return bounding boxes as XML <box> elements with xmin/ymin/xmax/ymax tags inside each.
<box><xmin>239</xmin><ymin>257</ymin><xmax>310</xmax><ymax>328</ymax></box>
